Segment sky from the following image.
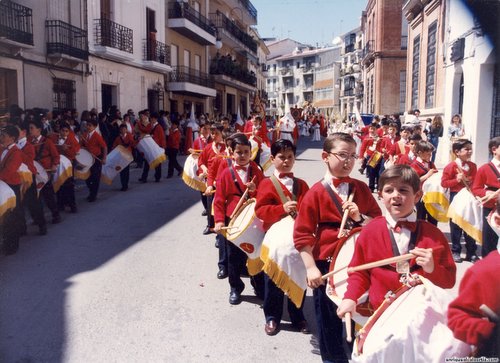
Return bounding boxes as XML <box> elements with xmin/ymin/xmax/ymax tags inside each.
<box><xmin>251</xmin><ymin>0</ymin><xmax>367</xmax><ymax>46</ymax></box>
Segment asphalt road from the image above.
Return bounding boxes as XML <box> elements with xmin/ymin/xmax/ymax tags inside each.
<box><xmin>0</xmin><ymin>136</ymin><xmax>472</xmax><ymax>363</ymax></box>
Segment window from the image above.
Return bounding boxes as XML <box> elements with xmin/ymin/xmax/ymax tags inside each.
<box><xmin>400</xmin><ymin>70</ymin><xmax>407</xmax><ymax>113</ymax></box>
<box><xmin>370</xmin><ymin>75</ymin><xmax>374</xmax><ymax>113</ymax></box>
<box><xmin>411</xmin><ymin>35</ymin><xmax>420</xmax><ymax>109</ymax></box>
<box><xmin>425</xmin><ymin>22</ymin><xmax>437</xmax><ymax>108</ymax></box>
<box><xmin>53</xmin><ymin>78</ymin><xmax>75</xmax><ymax>111</ymax></box>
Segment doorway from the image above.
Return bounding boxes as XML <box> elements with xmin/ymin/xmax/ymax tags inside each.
<box><xmin>101</xmin><ymin>84</ymin><xmax>116</xmax><ymax>114</ymax></box>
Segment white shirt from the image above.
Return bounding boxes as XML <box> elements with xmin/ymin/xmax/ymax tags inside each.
<box><xmin>386</xmin><ymin>211</ymin><xmax>417</xmax><ymax>255</ymax></box>
<box><xmin>1</xmin><ymin>143</ymin><xmax>15</xmax><ymax>162</ymax></box>
<box><xmin>17</xmin><ymin>137</ymin><xmax>27</xmax><ymax>150</ymax></box>
<box><xmin>324</xmin><ymin>171</ymin><xmax>348</xmax><ymax>202</ymax></box>
<box><xmin>274</xmin><ymin>170</ymin><xmax>293</xmax><ymax>194</ymax></box>
<box><xmin>455</xmin><ymin>158</ymin><xmax>470</xmax><ymax>172</ymax></box>
<box><xmin>491</xmin><ymin>158</ymin><xmax>500</xmax><ymax>175</ymax></box>
<box><xmin>235</xmin><ymin>164</ymin><xmax>249</xmax><ymax>184</ymax></box>
<box><xmin>416</xmin><ymin>157</ymin><xmax>429</xmax><ymax>169</ymax></box>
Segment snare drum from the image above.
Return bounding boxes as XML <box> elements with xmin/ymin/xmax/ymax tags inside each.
<box><xmin>353</xmin><ymin>276</ymin><xmax>471</xmax><ymax>362</ymax></box>
<box><xmin>249</xmin><ymin>138</ymin><xmax>259</xmax><ymax>161</ymax></box>
<box><xmin>74</xmin><ymin>149</ymin><xmax>94</xmax><ymax>180</ymax></box>
<box><xmin>422</xmin><ymin>172</ymin><xmax>450</xmax><ymax>222</ymax></box>
<box><xmin>226</xmin><ymin>198</ymin><xmax>265</xmax><ymax>260</ymax></box>
<box><xmin>33</xmin><ymin>161</ymin><xmax>49</xmax><ymax>193</ymax></box>
<box><xmin>17</xmin><ymin>163</ymin><xmax>33</xmax><ymax>192</ymax></box>
<box><xmin>181</xmin><ymin>154</ymin><xmax>206</xmax><ymax>192</ymax></box>
<box><xmin>260</xmin><ymin>143</ymin><xmax>272</xmax><ymax>172</ymax></box>
<box><xmin>101</xmin><ymin>145</ymin><xmax>133</xmax><ymax>185</ymax></box>
<box><xmin>0</xmin><ymin>180</ymin><xmax>16</xmax><ymax>219</ymax></box>
<box><xmin>52</xmin><ymin>155</ymin><xmax>73</xmax><ymax>192</ymax></box>
<box><xmin>447</xmin><ymin>188</ymin><xmax>483</xmax><ymax>244</ymax></box>
<box><xmin>137</xmin><ymin>136</ymin><xmax>166</xmax><ymax>169</ymax></box>
<box><xmin>260</xmin><ymin>215</ymin><xmax>307</xmax><ymax>308</ymax></box>
<box><xmin>326</xmin><ymin>230</ymin><xmax>369</xmax><ymax>325</ymax></box>
<box><xmin>367</xmin><ymin>151</ymin><xmax>382</xmax><ymax>168</ymax></box>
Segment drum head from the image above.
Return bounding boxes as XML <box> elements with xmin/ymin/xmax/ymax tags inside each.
<box><xmin>226</xmin><ymin>198</ymin><xmax>258</xmax><ymax>241</ymax></box>
<box><xmin>76</xmin><ymin>149</ymin><xmax>94</xmax><ymax>166</ymax></box>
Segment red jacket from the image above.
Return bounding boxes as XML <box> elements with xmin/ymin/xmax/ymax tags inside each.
<box><xmin>112</xmin><ymin>133</ymin><xmax>136</xmax><ymax>153</ymax></box>
<box><xmin>193</xmin><ymin>135</ymin><xmax>210</xmax><ymax>151</ymax></box>
<box><xmin>150</xmin><ymin>123</ymin><xmax>166</xmax><ymax>149</ymax></box>
<box><xmin>30</xmin><ymin>136</ymin><xmax>60</xmax><ymax>170</ymax></box>
<box><xmin>198</xmin><ymin>142</ymin><xmax>226</xmax><ymax>177</ymax></box>
<box><xmin>50</xmin><ymin>133</ymin><xmax>80</xmax><ymax>161</ymax></box>
<box><xmin>448</xmin><ymin>251</ymin><xmax>500</xmax><ymax>348</ymax></box>
<box><xmin>411</xmin><ymin>159</ymin><xmax>437</xmax><ymax>178</ymax></box>
<box><xmin>293</xmin><ymin>179</ymin><xmax>382</xmax><ymax>260</ymax></box>
<box><xmin>80</xmin><ymin>130</ymin><xmax>107</xmax><ymax>159</ymax></box>
<box><xmin>255</xmin><ymin>176</ymin><xmax>309</xmax><ymax>231</ymax></box>
<box><xmin>207</xmin><ymin>154</ymin><xmax>232</xmax><ymax>188</ymax></box>
<box><xmin>381</xmin><ymin>135</ymin><xmax>400</xmax><ymax>159</ymax></box>
<box><xmin>441</xmin><ymin>160</ymin><xmax>477</xmax><ymax>193</ymax></box>
<box><xmin>472</xmin><ymin>162</ymin><xmax>500</xmax><ymax>209</ymax></box>
<box><xmin>0</xmin><ymin>145</ymin><xmax>23</xmax><ymax>185</ymax></box>
<box><xmin>166</xmin><ymin>127</ymin><xmax>180</xmax><ymax>149</ymax></box>
<box><xmin>360</xmin><ymin>136</ymin><xmax>383</xmax><ymax>158</ymax></box>
<box><xmin>213</xmin><ymin>161</ymin><xmax>264</xmax><ymax>223</ymax></box>
<box><xmin>344</xmin><ymin>216</ymin><xmax>456</xmax><ymax>310</ymax></box>
<box><xmin>18</xmin><ymin>140</ymin><xmax>36</xmax><ymax>174</ymax></box>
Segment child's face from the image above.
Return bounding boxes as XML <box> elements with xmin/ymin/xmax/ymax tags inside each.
<box><xmin>211</xmin><ymin>130</ymin><xmax>222</xmax><ymax>143</ymax></box>
<box><xmin>380</xmin><ymin>179</ymin><xmax>422</xmax><ymax>219</ymax></box>
<box><xmin>322</xmin><ymin>141</ymin><xmax>356</xmax><ymax>178</ymax></box>
<box><xmin>87</xmin><ymin>123</ymin><xmax>96</xmax><ymax>132</ymax></box>
<box><xmin>401</xmin><ymin>129</ymin><xmax>410</xmax><ymax>139</ymax></box>
<box><xmin>492</xmin><ymin>146</ymin><xmax>500</xmax><ymax>160</ymax></box>
<box><xmin>388</xmin><ymin>127</ymin><xmax>396</xmax><ymax>136</ymax></box>
<box><xmin>232</xmin><ymin>144</ymin><xmax>251</xmax><ymax>166</ymax></box>
<box><xmin>409</xmin><ymin>140</ymin><xmax>417</xmax><ymax>152</ymax></box>
<box><xmin>60</xmin><ymin>128</ymin><xmax>70</xmax><ymax>138</ymax></box>
<box><xmin>418</xmin><ymin>150</ymin><xmax>432</xmax><ymax>162</ymax></box>
<box><xmin>271</xmin><ymin>149</ymin><xmax>295</xmax><ymax>173</ymax></box>
<box><xmin>201</xmin><ymin>125</ymin><xmax>210</xmax><ymax>136</ymax></box>
<box><xmin>0</xmin><ymin>133</ymin><xmax>14</xmax><ymax>146</ymax></box>
<box><xmin>369</xmin><ymin>127</ymin><xmax>377</xmax><ymax>136</ymax></box>
<box><xmin>28</xmin><ymin>124</ymin><xmax>41</xmax><ymax>137</ymax></box>
<box><xmin>119</xmin><ymin>127</ymin><xmax>127</xmax><ymax>136</ymax></box>
<box><xmin>455</xmin><ymin>145</ymin><xmax>472</xmax><ymax>161</ymax></box>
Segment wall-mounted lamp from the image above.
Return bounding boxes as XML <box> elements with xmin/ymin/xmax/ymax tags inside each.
<box><xmin>215</xmin><ymin>38</ymin><xmax>223</xmax><ymax>50</ymax></box>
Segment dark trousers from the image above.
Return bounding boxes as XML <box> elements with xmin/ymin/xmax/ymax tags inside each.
<box><xmin>263</xmin><ymin>274</ymin><xmax>305</xmax><ymax>324</ymax></box>
<box><xmin>227</xmin><ymin>232</ymin><xmax>247</xmax><ymax>292</ymax></box>
<box><xmin>166</xmin><ymin>147</ymin><xmax>182</xmax><ymax>177</ymax></box>
<box><xmin>416</xmin><ymin>200</ymin><xmax>437</xmax><ymax>225</ymax></box>
<box><xmin>315</xmin><ymin>261</ymin><xmax>352</xmax><ymax>363</ymax></box>
<box><xmin>217</xmin><ymin>233</ymin><xmax>228</xmax><ymax>270</ymax></box>
<box><xmin>40</xmin><ymin>178</ymin><xmax>60</xmax><ymax>218</ymax></box>
<box><xmin>86</xmin><ymin>160</ymin><xmax>102</xmax><ymax>199</ymax></box>
<box><xmin>482</xmin><ymin>207</ymin><xmax>498</xmax><ymax>257</ymax></box>
<box><xmin>2</xmin><ymin>184</ymin><xmax>22</xmax><ymax>254</ymax></box>
<box><xmin>366</xmin><ymin>161</ymin><xmax>381</xmax><ymax>191</ymax></box>
<box><xmin>120</xmin><ymin>165</ymin><xmax>130</xmax><ymax>188</ymax></box>
<box><xmin>200</xmin><ymin>192</ymin><xmax>208</xmax><ymax>212</ymax></box>
<box><xmin>57</xmin><ymin>177</ymin><xmax>76</xmax><ymax>208</ymax></box>
<box><xmin>449</xmin><ymin>192</ymin><xmax>477</xmax><ymax>255</ymax></box>
<box><xmin>22</xmin><ymin>177</ymin><xmax>46</xmax><ymax>229</ymax></box>
<box><xmin>141</xmin><ymin>162</ymin><xmax>161</xmax><ymax>181</ymax></box>
<box><xmin>206</xmin><ymin>194</ymin><xmax>215</xmax><ymax>228</ymax></box>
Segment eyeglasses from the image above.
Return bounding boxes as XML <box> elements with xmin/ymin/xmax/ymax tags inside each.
<box><xmin>328</xmin><ymin>152</ymin><xmax>358</xmax><ymax>161</ymax></box>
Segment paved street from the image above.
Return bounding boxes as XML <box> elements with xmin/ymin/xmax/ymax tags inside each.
<box><xmin>0</xmin><ymin>137</ymin><xmax>471</xmax><ymax>363</ymax></box>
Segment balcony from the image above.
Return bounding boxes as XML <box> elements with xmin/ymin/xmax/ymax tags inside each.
<box><xmin>210</xmin><ymin>55</ymin><xmax>256</xmax><ymax>91</ymax></box>
<box><xmin>46</xmin><ymin>20</ymin><xmax>88</xmax><ymax>61</ymax></box>
<box><xmin>168</xmin><ymin>66</ymin><xmax>216</xmax><ymax>97</ymax></box>
<box><xmin>0</xmin><ymin>0</ymin><xmax>33</xmax><ymax>48</ymax></box>
<box><xmin>167</xmin><ymin>2</ymin><xmax>216</xmax><ymax>46</ymax></box>
<box><xmin>142</xmin><ymin>38</ymin><xmax>171</xmax><ymax>73</ymax></box>
<box><xmin>210</xmin><ymin>11</ymin><xmax>257</xmax><ymax>54</ymax></box>
<box><xmin>362</xmin><ymin>40</ymin><xmax>375</xmax><ymax>64</ymax></box>
<box><xmin>224</xmin><ymin>0</ymin><xmax>258</xmax><ymax>25</ymax></box>
<box><xmin>303</xmin><ymin>65</ymin><xmax>314</xmax><ymax>74</ymax></box>
<box><xmin>401</xmin><ymin>35</ymin><xmax>408</xmax><ymax>50</ymax></box>
<box><xmin>344</xmin><ymin>43</ymin><xmax>355</xmax><ymax>54</ymax></box>
<box><xmin>94</xmin><ymin>18</ymin><xmax>134</xmax><ymax>61</ymax></box>
<box><xmin>342</xmin><ymin>88</ymin><xmax>355</xmax><ymax>97</ymax></box>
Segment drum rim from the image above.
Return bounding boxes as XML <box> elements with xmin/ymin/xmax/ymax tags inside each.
<box><xmin>226</xmin><ymin>198</ymin><xmax>262</xmax><ymax>241</ymax></box>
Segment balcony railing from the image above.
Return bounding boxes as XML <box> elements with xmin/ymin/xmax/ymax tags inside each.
<box><xmin>94</xmin><ymin>18</ymin><xmax>133</xmax><ymax>53</ymax></box>
<box><xmin>0</xmin><ymin>0</ymin><xmax>33</xmax><ymax>45</ymax></box>
<box><xmin>344</xmin><ymin>43</ymin><xmax>355</xmax><ymax>54</ymax></box>
<box><xmin>401</xmin><ymin>35</ymin><xmax>408</xmax><ymax>50</ymax></box>
<box><xmin>46</xmin><ymin>20</ymin><xmax>88</xmax><ymax>60</ymax></box>
<box><xmin>167</xmin><ymin>2</ymin><xmax>216</xmax><ymax>36</ymax></box>
<box><xmin>143</xmin><ymin>38</ymin><xmax>170</xmax><ymax>65</ymax></box>
<box><xmin>210</xmin><ymin>56</ymin><xmax>256</xmax><ymax>86</ymax></box>
<box><xmin>343</xmin><ymin>88</ymin><xmax>355</xmax><ymax>97</ymax></box>
<box><xmin>363</xmin><ymin>40</ymin><xmax>375</xmax><ymax>60</ymax></box>
<box><xmin>238</xmin><ymin>0</ymin><xmax>258</xmax><ymax>22</ymax></box>
<box><xmin>210</xmin><ymin>11</ymin><xmax>257</xmax><ymax>53</ymax></box>
<box><xmin>169</xmin><ymin>66</ymin><xmax>214</xmax><ymax>89</ymax></box>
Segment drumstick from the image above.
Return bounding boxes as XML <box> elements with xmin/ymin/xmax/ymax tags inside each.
<box><xmin>479</xmin><ymin>304</ymin><xmax>499</xmax><ymax>322</ymax></box>
<box><xmin>345</xmin><ymin>312</ymin><xmax>352</xmax><ymax>343</ymax></box>
<box><xmin>455</xmin><ymin>166</ymin><xmax>481</xmax><ymax>202</ymax></box>
<box><xmin>230</xmin><ymin>176</ymin><xmax>256</xmax><ymax>219</ymax></box>
<box><xmin>338</xmin><ymin>191</ymin><xmax>355</xmax><ymax>238</ymax></box>
<box><xmin>321</xmin><ymin>264</ymin><xmax>348</xmax><ymax>280</ymax></box>
<box><xmin>346</xmin><ymin>245</ymin><xmax>445</xmax><ymax>274</ymax></box>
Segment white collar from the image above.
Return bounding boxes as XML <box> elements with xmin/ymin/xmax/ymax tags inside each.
<box><xmin>386</xmin><ymin>211</ymin><xmax>417</xmax><ymax>229</ymax></box>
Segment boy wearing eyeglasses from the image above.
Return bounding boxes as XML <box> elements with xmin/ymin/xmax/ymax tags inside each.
<box><xmin>294</xmin><ymin>133</ymin><xmax>382</xmax><ymax>363</ymax></box>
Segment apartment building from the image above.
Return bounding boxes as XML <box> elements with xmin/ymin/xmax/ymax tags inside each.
<box><xmin>361</xmin><ymin>0</ymin><xmax>408</xmax><ymax>115</ymax></box>
<box><xmin>313</xmin><ymin>47</ymin><xmax>341</xmax><ymax>117</ymax></box>
<box><xmin>338</xmin><ymin>27</ymin><xmax>364</xmax><ymax>120</ymax></box>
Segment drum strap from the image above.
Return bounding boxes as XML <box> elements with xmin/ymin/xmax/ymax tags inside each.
<box><xmin>270</xmin><ymin>175</ymin><xmax>296</xmax><ymax>203</ymax></box>
<box><xmin>229</xmin><ymin>164</ymin><xmax>253</xmax><ymax>198</ymax></box>
<box><xmin>487</xmin><ymin>162</ymin><xmax>500</xmax><ymax>182</ymax></box>
<box><xmin>321</xmin><ymin>180</ymin><xmax>355</xmax><ymax>231</ymax></box>
<box><xmin>34</xmin><ymin>138</ymin><xmax>46</xmax><ymax>162</ymax></box>
<box><xmin>386</xmin><ymin>223</ymin><xmax>422</xmax><ymax>273</ymax></box>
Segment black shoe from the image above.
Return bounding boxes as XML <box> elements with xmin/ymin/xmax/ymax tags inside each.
<box><xmin>52</xmin><ymin>215</ymin><xmax>61</xmax><ymax>224</ymax></box>
<box><xmin>464</xmin><ymin>254</ymin><xmax>480</xmax><ymax>263</ymax></box>
<box><xmin>201</xmin><ymin>210</ymin><xmax>208</xmax><ymax>216</ymax></box>
<box><xmin>138</xmin><ymin>178</ymin><xmax>147</xmax><ymax>183</ymax></box>
<box><xmin>203</xmin><ymin>226</ymin><xmax>213</xmax><ymax>235</ymax></box>
<box><xmin>217</xmin><ymin>268</ymin><xmax>228</xmax><ymax>279</ymax></box>
<box><xmin>39</xmin><ymin>225</ymin><xmax>47</xmax><ymax>235</ymax></box>
<box><xmin>155</xmin><ymin>179</ymin><xmax>160</xmax><ymax>183</ymax></box>
<box><xmin>177</xmin><ymin>170</ymin><xmax>183</xmax><ymax>176</ymax></box>
<box><xmin>229</xmin><ymin>285</ymin><xmax>244</xmax><ymax>305</ymax></box>
<box><xmin>70</xmin><ymin>205</ymin><xmax>78</xmax><ymax>213</ymax></box>
<box><xmin>215</xmin><ymin>239</ymin><xmax>219</xmax><ymax>248</ymax></box>
<box><xmin>87</xmin><ymin>196</ymin><xmax>96</xmax><ymax>202</ymax></box>
<box><xmin>452</xmin><ymin>252</ymin><xmax>463</xmax><ymax>263</ymax></box>
<box><xmin>166</xmin><ymin>175</ymin><xmax>173</xmax><ymax>179</ymax></box>
<box><xmin>120</xmin><ymin>186</ymin><xmax>128</xmax><ymax>191</ymax></box>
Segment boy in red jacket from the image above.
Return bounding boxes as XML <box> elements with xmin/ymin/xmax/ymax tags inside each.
<box><xmin>255</xmin><ymin>139</ymin><xmax>309</xmax><ymax>336</ymax></box>
<box><xmin>213</xmin><ymin>133</ymin><xmax>264</xmax><ymax>305</ymax></box>
<box><xmin>112</xmin><ymin>123</ymin><xmax>136</xmax><ymax>191</ymax></box>
<box><xmin>166</xmin><ymin>119</ymin><xmax>183</xmax><ymax>178</ymax></box>
<box><xmin>337</xmin><ymin>165</ymin><xmax>456</xmax><ymax>315</ymax></box>
<box><xmin>441</xmin><ymin>139</ymin><xmax>478</xmax><ymax>262</ymax></box>
<box><xmin>80</xmin><ymin>119</ymin><xmax>107</xmax><ymax>202</ymax></box>
<box><xmin>472</xmin><ymin>136</ymin><xmax>500</xmax><ymax>257</ymax></box>
<box><xmin>294</xmin><ymin>132</ymin><xmax>382</xmax><ymax>362</ymax></box>
<box><xmin>140</xmin><ymin>112</ymin><xmax>165</xmax><ymax>182</ymax></box>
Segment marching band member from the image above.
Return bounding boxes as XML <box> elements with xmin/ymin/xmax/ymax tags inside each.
<box><xmin>294</xmin><ymin>133</ymin><xmax>381</xmax><ymax>363</ymax></box>
<box><xmin>255</xmin><ymin>139</ymin><xmax>310</xmax><ymax>336</ymax></box>
<box><xmin>52</xmin><ymin>122</ymin><xmax>80</xmax><ymax>212</ymax></box>
<box><xmin>359</xmin><ymin>123</ymin><xmax>383</xmax><ymax>192</ymax></box>
<box><xmin>28</xmin><ymin>118</ymin><xmax>61</xmax><ymax>223</ymax></box>
<box><xmin>139</xmin><ymin>112</ymin><xmax>165</xmax><ymax>183</ymax></box>
<box><xmin>388</xmin><ymin>125</ymin><xmax>411</xmax><ymax>164</ymax></box>
<box><xmin>112</xmin><ymin>123</ymin><xmax>136</xmax><ymax>191</ymax></box>
<box><xmin>80</xmin><ymin>118</ymin><xmax>107</xmax><ymax>202</ymax></box>
<box><xmin>337</xmin><ymin>164</ymin><xmax>456</xmax><ymax>324</ymax></box>
<box><xmin>213</xmin><ymin>133</ymin><xmax>264</xmax><ymax>305</ymax></box>
<box><xmin>472</xmin><ymin>136</ymin><xmax>500</xmax><ymax>257</ymax></box>
<box><xmin>191</xmin><ymin>122</ymin><xmax>212</xmax><ymax>216</ymax></box>
<box><xmin>380</xmin><ymin>122</ymin><xmax>400</xmax><ymax>168</ymax></box>
<box><xmin>395</xmin><ymin>133</ymin><xmax>421</xmax><ymax>166</ymax></box>
<box><xmin>441</xmin><ymin>139</ymin><xmax>478</xmax><ymax>263</ymax></box>
<box><xmin>166</xmin><ymin>119</ymin><xmax>183</xmax><ymax>179</ymax></box>
<box><xmin>0</xmin><ymin>125</ymin><xmax>24</xmax><ymax>255</ymax></box>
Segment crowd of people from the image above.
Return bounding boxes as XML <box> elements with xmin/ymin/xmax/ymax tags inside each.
<box><xmin>1</xmin><ymin>104</ymin><xmax>498</xmax><ymax>361</ymax></box>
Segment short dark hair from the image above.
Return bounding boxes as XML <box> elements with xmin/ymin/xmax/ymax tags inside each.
<box><xmin>409</xmin><ymin>134</ymin><xmax>422</xmax><ymax>142</ymax></box>
<box><xmin>379</xmin><ymin>164</ymin><xmax>421</xmax><ymax>193</ymax></box>
<box><xmin>88</xmin><ymin>119</ymin><xmax>98</xmax><ymax>127</ymax></box>
<box><xmin>2</xmin><ymin>124</ymin><xmax>19</xmax><ymax>140</ymax></box>
<box><xmin>119</xmin><ymin>123</ymin><xmax>128</xmax><ymax>130</ymax></box>
<box><xmin>452</xmin><ymin>139</ymin><xmax>472</xmax><ymax>153</ymax></box>
<box><xmin>271</xmin><ymin>139</ymin><xmax>296</xmax><ymax>157</ymax></box>
<box><xmin>59</xmin><ymin>121</ymin><xmax>71</xmax><ymax>130</ymax></box>
<box><xmin>323</xmin><ymin>132</ymin><xmax>356</xmax><ymax>152</ymax></box>
<box><xmin>210</xmin><ymin>123</ymin><xmax>224</xmax><ymax>133</ymax></box>
<box><xmin>488</xmin><ymin>136</ymin><xmax>500</xmax><ymax>152</ymax></box>
<box><xmin>414</xmin><ymin>140</ymin><xmax>435</xmax><ymax>154</ymax></box>
<box><xmin>229</xmin><ymin>133</ymin><xmax>251</xmax><ymax>150</ymax></box>
<box><xmin>150</xmin><ymin>112</ymin><xmax>159</xmax><ymax>119</ymax></box>
<box><xmin>28</xmin><ymin>118</ymin><xmax>43</xmax><ymax>130</ymax></box>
